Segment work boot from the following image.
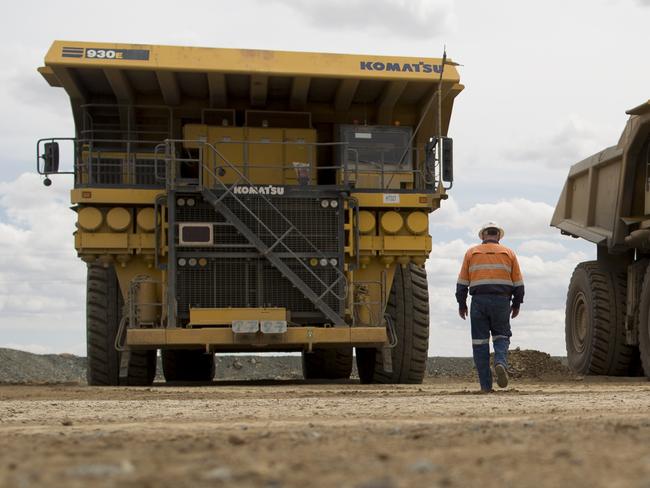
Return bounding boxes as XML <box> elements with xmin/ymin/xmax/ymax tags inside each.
<box><xmin>495</xmin><ymin>363</ymin><xmax>509</xmax><ymax>388</ymax></box>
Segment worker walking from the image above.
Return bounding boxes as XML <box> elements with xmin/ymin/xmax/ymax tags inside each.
<box><xmin>456</xmin><ymin>222</ymin><xmax>524</xmax><ymax>392</ymax></box>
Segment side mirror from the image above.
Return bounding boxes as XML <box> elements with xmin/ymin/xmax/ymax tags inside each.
<box><xmin>441</xmin><ymin>137</ymin><xmax>453</xmax><ymax>183</ymax></box>
<box><xmin>42</xmin><ymin>142</ymin><xmax>60</xmax><ymax>174</ymax></box>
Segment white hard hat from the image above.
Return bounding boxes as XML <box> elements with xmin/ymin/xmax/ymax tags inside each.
<box><xmin>478</xmin><ymin>221</ymin><xmax>505</xmax><ymax>240</ymax></box>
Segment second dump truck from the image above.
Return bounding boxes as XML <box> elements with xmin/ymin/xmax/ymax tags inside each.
<box><xmin>37</xmin><ymin>41</ymin><xmax>462</xmax><ymax>385</ymax></box>
<box><xmin>552</xmin><ymin>100</ymin><xmax>650</xmax><ymax>378</ymax></box>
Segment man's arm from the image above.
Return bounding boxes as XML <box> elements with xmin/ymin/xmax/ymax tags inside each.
<box><xmin>456</xmin><ymin>283</ymin><xmax>469</xmax><ymax>319</ymax></box>
<box><xmin>510</xmin><ymin>252</ymin><xmax>524</xmax><ymax>318</ymax></box>
<box><xmin>456</xmin><ymin>250</ymin><xmax>471</xmax><ymax>319</ymax></box>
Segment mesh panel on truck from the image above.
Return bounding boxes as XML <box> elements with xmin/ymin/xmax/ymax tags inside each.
<box><xmin>174</xmin><ymin>192</ymin><xmax>344</xmax><ymax>324</ymax></box>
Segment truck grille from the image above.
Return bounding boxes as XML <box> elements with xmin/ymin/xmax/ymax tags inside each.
<box><xmin>174</xmin><ymin>192</ymin><xmax>344</xmax><ymax>323</ymax></box>
<box><xmin>175</xmin><ymin>195</ymin><xmax>340</xmax><ymax>252</ymax></box>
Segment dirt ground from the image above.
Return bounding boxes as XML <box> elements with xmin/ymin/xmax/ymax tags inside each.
<box><xmin>1</xmin><ymin>378</ymin><xmax>649</xmax><ymax>488</ymax></box>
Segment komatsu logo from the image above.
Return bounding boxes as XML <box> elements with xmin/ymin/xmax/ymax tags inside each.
<box><xmin>360</xmin><ymin>61</ymin><xmax>443</xmax><ymax>74</ymax></box>
<box><xmin>232</xmin><ymin>185</ymin><xmax>285</xmax><ymax>195</ymax></box>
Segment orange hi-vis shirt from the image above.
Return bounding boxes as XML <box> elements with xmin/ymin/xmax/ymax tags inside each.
<box><xmin>455</xmin><ymin>241</ymin><xmax>524</xmax><ymax>309</ymax></box>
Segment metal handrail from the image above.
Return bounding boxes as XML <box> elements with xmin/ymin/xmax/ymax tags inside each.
<box><xmin>160</xmin><ymin>137</ymin><xmax>429</xmax><ymax>190</ymax></box>
<box><xmin>199</xmin><ymin>140</ymin><xmax>349</xmax><ymax>302</ymax></box>
<box><xmin>80</xmin><ymin>103</ymin><xmax>174</xmax><ymax>141</ymax></box>
<box><xmin>38</xmin><ymin>134</ymin><xmax>439</xmax><ymax>191</ymax></box>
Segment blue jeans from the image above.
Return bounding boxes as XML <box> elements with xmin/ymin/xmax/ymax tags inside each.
<box><xmin>470</xmin><ymin>294</ymin><xmax>512</xmax><ymax>390</ymax></box>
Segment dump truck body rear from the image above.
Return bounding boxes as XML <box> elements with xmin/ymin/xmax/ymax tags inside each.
<box><xmin>37</xmin><ymin>41</ymin><xmax>463</xmax><ymax>384</ymax></box>
<box><xmin>551</xmin><ymin>100</ymin><xmax>650</xmax><ymax>377</ymax></box>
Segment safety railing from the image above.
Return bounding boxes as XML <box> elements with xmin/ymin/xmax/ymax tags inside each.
<box><xmin>75</xmin><ymin>139</ymin><xmax>166</xmax><ymax>188</ymax></box>
<box><xmin>153</xmin><ymin>138</ymin><xmax>437</xmax><ymax>192</ymax></box>
<box><xmin>37</xmin><ymin>137</ymin><xmax>442</xmax><ymax>191</ymax></box>
<box><xmin>38</xmin><ymin>101</ymin><xmax>444</xmax><ymax>190</ymax></box>
<box><xmin>80</xmin><ymin>103</ymin><xmax>173</xmax><ymax>142</ymax></box>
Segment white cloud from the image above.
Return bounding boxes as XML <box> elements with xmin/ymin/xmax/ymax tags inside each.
<box><xmin>516</xmin><ymin>239</ymin><xmax>567</xmax><ymax>255</ymax></box>
<box><xmin>431</xmin><ymin>196</ymin><xmax>556</xmax><ymax>240</ymax></box>
<box><xmin>509</xmin><ymin>309</ymin><xmax>567</xmax><ymax>355</ymax></box>
<box><xmin>265</xmin><ymin>0</ymin><xmax>456</xmax><ymax>39</ymax></box>
<box><xmin>503</xmin><ymin>116</ymin><xmax>611</xmax><ymax>170</ymax></box>
<box><xmin>0</xmin><ymin>173</ymin><xmax>85</xmax><ymax>353</ymax></box>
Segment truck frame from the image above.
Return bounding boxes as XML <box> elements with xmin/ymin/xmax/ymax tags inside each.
<box><xmin>36</xmin><ymin>41</ymin><xmax>463</xmax><ymax>385</ymax></box>
<box><xmin>551</xmin><ymin>100</ymin><xmax>650</xmax><ymax>378</ymax></box>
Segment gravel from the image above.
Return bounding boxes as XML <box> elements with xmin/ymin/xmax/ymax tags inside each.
<box><xmin>0</xmin><ymin>347</ymin><xmax>572</xmax><ymax>384</ymax></box>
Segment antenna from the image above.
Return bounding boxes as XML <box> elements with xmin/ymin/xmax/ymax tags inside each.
<box><xmin>437</xmin><ymin>45</ymin><xmax>447</xmax><ymax>144</ymax></box>
<box><xmin>436</xmin><ymin>46</ymin><xmax>447</xmax><ymax>190</ymax></box>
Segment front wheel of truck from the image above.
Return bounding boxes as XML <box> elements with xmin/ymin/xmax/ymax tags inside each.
<box><xmin>86</xmin><ymin>264</ymin><xmax>157</xmax><ymax>386</ymax></box>
<box><xmin>356</xmin><ymin>263</ymin><xmax>430</xmax><ymax>384</ymax></box>
<box><xmin>635</xmin><ymin>266</ymin><xmax>650</xmax><ymax>378</ymax></box>
<box><xmin>565</xmin><ymin>261</ymin><xmax>636</xmax><ymax>376</ymax></box>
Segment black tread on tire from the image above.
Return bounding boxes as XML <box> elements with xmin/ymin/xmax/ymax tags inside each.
<box><xmin>356</xmin><ymin>263</ymin><xmax>430</xmax><ymax>384</ymax></box>
<box><xmin>86</xmin><ymin>264</ymin><xmax>156</xmax><ymax>386</ymax></box>
<box><xmin>161</xmin><ymin>349</ymin><xmax>216</xmax><ymax>382</ymax></box>
<box><xmin>635</xmin><ymin>265</ymin><xmax>650</xmax><ymax>378</ymax></box>
<box><xmin>302</xmin><ymin>347</ymin><xmax>353</xmax><ymax>380</ymax></box>
<box><xmin>565</xmin><ymin>261</ymin><xmax>637</xmax><ymax>376</ymax></box>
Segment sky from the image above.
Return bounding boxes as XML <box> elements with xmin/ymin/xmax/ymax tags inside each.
<box><xmin>0</xmin><ymin>0</ymin><xmax>648</xmax><ymax>356</ymax></box>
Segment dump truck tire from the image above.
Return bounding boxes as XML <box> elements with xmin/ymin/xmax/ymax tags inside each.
<box><xmin>86</xmin><ymin>264</ymin><xmax>156</xmax><ymax>386</ymax></box>
<box><xmin>302</xmin><ymin>348</ymin><xmax>353</xmax><ymax>380</ymax></box>
<box><xmin>161</xmin><ymin>350</ymin><xmax>215</xmax><ymax>382</ymax></box>
<box><xmin>635</xmin><ymin>266</ymin><xmax>650</xmax><ymax>378</ymax></box>
<box><xmin>356</xmin><ymin>263</ymin><xmax>429</xmax><ymax>384</ymax></box>
<box><xmin>565</xmin><ymin>261</ymin><xmax>636</xmax><ymax>376</ymax></box>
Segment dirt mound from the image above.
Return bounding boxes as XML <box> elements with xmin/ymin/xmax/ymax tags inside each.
<box><xmin>0</xmin><ymin>348</ymin><xmax>87</xmax><ymax>384</ymax></box>
<box><xmin>503</xmin><ymin>348</ymin><xmax>574</xmax><ymax>379</ymax></box>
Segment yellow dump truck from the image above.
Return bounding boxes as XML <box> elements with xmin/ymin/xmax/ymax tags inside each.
<box><xmin>37</xmin><ymin>41</ymin><xmax>463</xmax><ymax>385</ymax></box>
<box><xmin>551</xmin><ymin>100</ymin><xmax>650</xmax><ymax>378</ymax></box>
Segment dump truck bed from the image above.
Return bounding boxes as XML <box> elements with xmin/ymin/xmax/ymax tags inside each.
<box><xmin>39</xmin><ymin>41</ymin><xmax>463</xmax><ymax>136</ymax></box>
<box><xmin>551</xmin><ymin>100</ymin><xmax>650</xmax><ymax>251</ymax></box>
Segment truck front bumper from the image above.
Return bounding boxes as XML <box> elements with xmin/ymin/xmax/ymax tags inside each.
<box><xmin>126</xmin><ymin>326</ymin><xmax>387</xmax><ymax>351</ymax></box>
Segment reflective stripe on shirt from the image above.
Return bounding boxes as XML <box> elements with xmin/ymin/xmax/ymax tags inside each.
<box><xmin>468</xmin><ymin>263</ymin><xmax>512</xmax><ymax>273</ymax></box>
<box><xmin>469</xmin><ymin>278</ymin><xmax>514</xmax><ymax>287</ymax></box>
